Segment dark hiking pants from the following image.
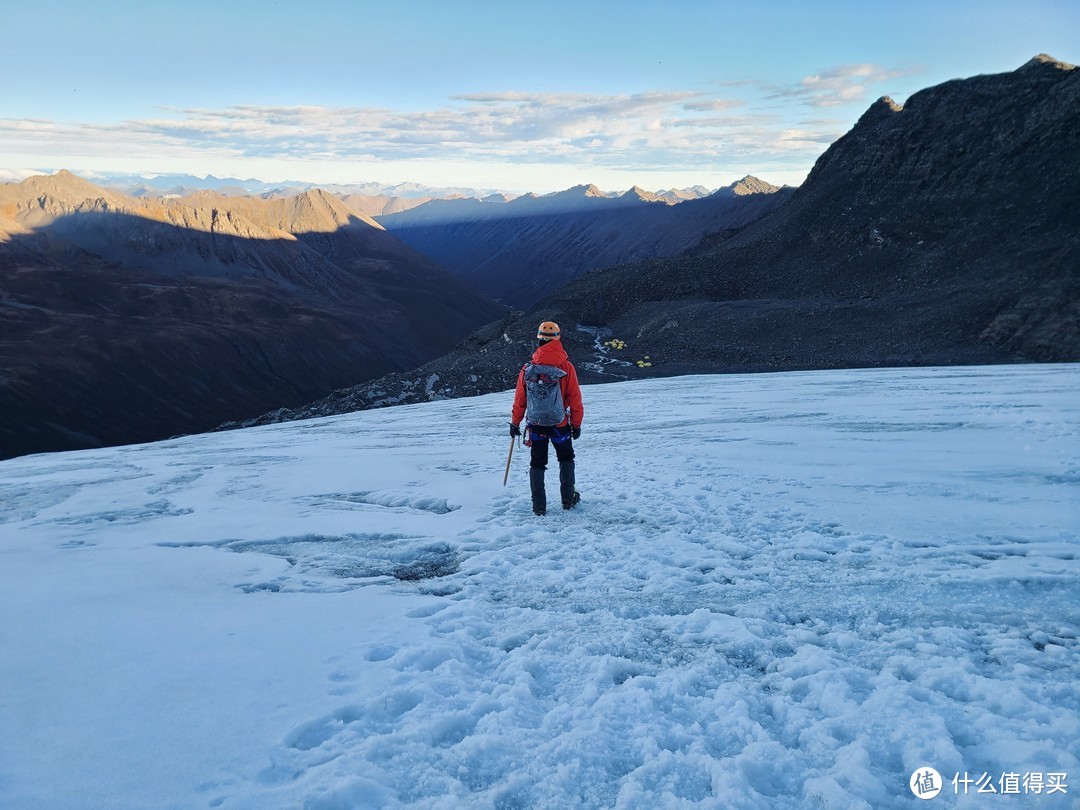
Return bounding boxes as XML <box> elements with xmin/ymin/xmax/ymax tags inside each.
<box><xmin>528</xmin><ymin>425</ymin><xmax>575</xmax><ymax>511</ymax></box>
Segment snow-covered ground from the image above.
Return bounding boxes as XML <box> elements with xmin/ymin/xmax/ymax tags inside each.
<box><xmin>1</xmin><ymin>365</ymin><xmax>1077</xmax><ymax>809</ymax></box>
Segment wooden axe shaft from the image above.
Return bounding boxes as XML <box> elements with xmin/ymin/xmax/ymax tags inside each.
<box><xmin>502</xmin><ymin>435</ymin><xmax>516</xmax><ymax>486</ymax></box>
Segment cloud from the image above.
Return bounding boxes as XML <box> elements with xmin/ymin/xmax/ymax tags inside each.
<box><xmin>0</xmin><ymin>80</ymin><xmax>865</xmax><ymax>177</ymax></box>
<box><xmin>713</xmin><ymin>63</ymin><xmax>917</xmax><ymax>109</ymax></box>
<box><xmin>682</xmin><ymin>99</ymin><xmax>744</xmax><ymax>112</ymax></box>
<box><xmin>0</xmin><ymin>167</ymin><xmax>45</xmax><ymax>182</ymax></box>
<box><xmin>775</xmin><ymin>63</ymin><xmax>916</xmax><ymax>108</ymax></box>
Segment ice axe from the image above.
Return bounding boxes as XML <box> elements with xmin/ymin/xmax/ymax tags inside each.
<box><xmin>502</xmin><ymin>434</ymin><xmax>515</xmax><ymax>486</ymax></box>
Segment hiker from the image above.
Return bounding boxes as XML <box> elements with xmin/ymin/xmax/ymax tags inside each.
<box><xmin>509</xmin><ymin>321</ymin><xmax>584</xmax><ymax>515</ymax></box>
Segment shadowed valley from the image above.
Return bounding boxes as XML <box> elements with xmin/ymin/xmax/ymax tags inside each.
<box><xmin>0</xmin><ymin>174</ymin><xmax>505</xmax><ymax>458</ymax></box>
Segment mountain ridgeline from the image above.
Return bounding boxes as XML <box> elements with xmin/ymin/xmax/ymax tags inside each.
<box><xmin>233</xmin><ymin>55</ymin><xmax>1079</xmax><ymax>429</ymax></box>
<box><xmin>4</xmin><ymin>56</ymin><xmax>1077</xmax><ymax>455</ymax></box>
<box><xmin>0</xmin><ymin>174</ymin><xmax>505</xmax><ymax>458</ymax></box>
<box><xmin>377</xmin><ymin>177</ymin><xmax>793</xmax><ymax>308</ymax></box>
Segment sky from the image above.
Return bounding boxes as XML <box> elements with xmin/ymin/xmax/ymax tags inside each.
<box><xmin>1</xmin><ymin>0</ymin><xmax>1077</xmax><ymax>193</ymax></box>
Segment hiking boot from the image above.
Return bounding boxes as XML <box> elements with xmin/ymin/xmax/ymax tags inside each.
<box><xmin>533</xmin><ymin>505</ymin><xmax>546</xmax><ymax>516</ymax></box>
<box><xmin>562</xmin><ymin>491</ymin><xmax>581</xmax><ymax>510</ymax></box>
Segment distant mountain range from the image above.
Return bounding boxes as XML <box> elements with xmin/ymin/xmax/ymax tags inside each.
<box><xmin>0</xmin><ymin>172</ymin><xmax>505</xmax><ymax>458</ymax></box>
<box><xmin>6</xmin><ymin>56</ymin><xmax>1076</xmax><ymax>456</ymax></box>
<box><xmin>232</xmin><ymin>55</ymin><xmax>1078</xmax><ymax>429</ymax></box>
<box><xmin>17</xmin><ymin>170</ymin><xmax>719</xmax><ymax>208</ymax></box>
<box><xmin>12</xmin><ymin>171</ymin><xmax>721</xmax><ymax>222</ymax></box>
<box><xmin>377</xmin><ymin>176</ymin><xmax>791</xmax><ymax>307</ymax></box>
<box><xmin>0</xmin><ymin>168</ymin><xmax>787</xmax><ymax>456</ymax></box>
<box><xmin>68</xmin><ymin>173</ymin><xmax>501</xmax><ymax>200</ymax></box>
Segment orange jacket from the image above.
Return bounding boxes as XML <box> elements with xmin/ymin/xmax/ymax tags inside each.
<box><xmin>511</xmin><ymin>340</ymin><xmax>583</xmax><ymax>428</ymax></box>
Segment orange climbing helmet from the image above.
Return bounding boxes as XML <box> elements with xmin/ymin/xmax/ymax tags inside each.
<box><xmin>536</xmin><ymin>321</ymin><xmax>561</xmax><ymax>341</ymax></box>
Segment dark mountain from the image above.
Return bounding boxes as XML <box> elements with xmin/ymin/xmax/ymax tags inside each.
<box><xmin>228</xmin><ymin>55</ymin><xmax>1078</xmax><ymax>430</ymax></box>
<box><xmin>377</xmin><ymin>177</ymin><xmax>794</xmax><ymax>308</ymax></box>
<box><xmin>0</xmin><ymin>173</ymin><xmax>505</xmax><ymax>458</ymax></box>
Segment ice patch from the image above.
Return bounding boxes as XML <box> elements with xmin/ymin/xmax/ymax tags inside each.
<box><xmin>160</xmin><ymin>533</ymin><xmax>462</xmax><ymax>592</ymax></box>
<box><xmin>302</xmin><ymin>491</ymin><xmax>459</xmax><ymax>514</ymax></box>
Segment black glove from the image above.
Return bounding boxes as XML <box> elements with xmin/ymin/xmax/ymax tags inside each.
<box><xmin>509</xmin><ymin>422</ymin><xmax>521</xmax><ymax>437</ymax></box>
<box><xmin>571</xmin><ymin>426</ymin><xmax>581</xmax><ymax>440</ymax></box>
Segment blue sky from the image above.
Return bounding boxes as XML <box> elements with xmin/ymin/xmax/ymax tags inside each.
<box><xmin>1</xmin><ymin>0</ymin><xmax>1076</xmax><ymax>192</ymax></box>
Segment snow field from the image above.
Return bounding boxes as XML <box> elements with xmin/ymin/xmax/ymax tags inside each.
<box><xmin>0</xmin><ymin>365</ymin><xmax>1077</xmax><ymax>809</ymax></box>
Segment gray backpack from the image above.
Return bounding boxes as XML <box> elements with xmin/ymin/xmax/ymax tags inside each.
<box><xmin>523</xmin><ymin>363</ymin><xmax>568</xmax><ymax>426</ymax></box>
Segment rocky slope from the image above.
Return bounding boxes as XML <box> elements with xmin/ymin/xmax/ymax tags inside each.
<box><xmin>230</xmin><ymin>55</ymin><xmax>1078</xmax><ymax>429</ymax></box>
<box><xmin>552</xmin><ymin>54</ymin><xmax>1078</xmax><ymax>370</ymax></box>
<box><xmin>0</xmin><ymin>173</ymin><xmax>505</xmax><ymax>458</ymax></box>
<box><xmin>377</xmin><ymin>178</ymin><xmax>793</xmax><ymax>308</ymax></box>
